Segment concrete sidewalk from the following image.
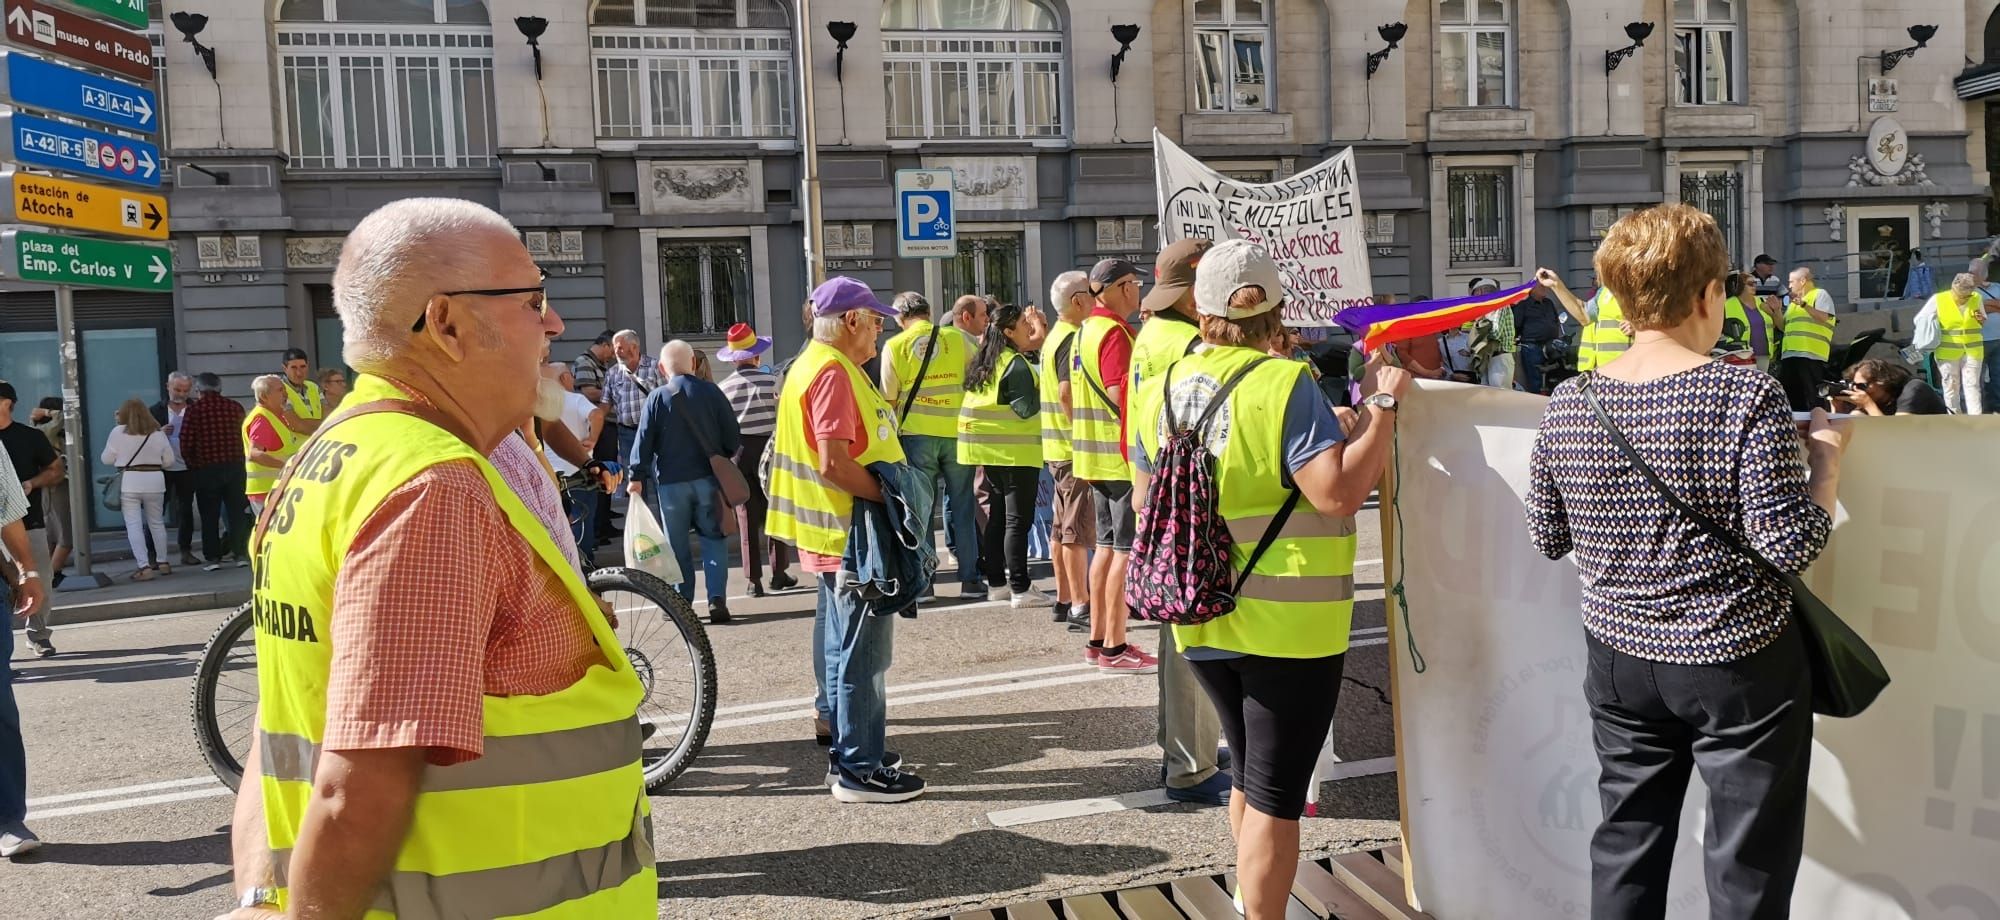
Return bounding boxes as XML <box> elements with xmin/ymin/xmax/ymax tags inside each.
<box><xmin>39</xmin><ymin>530</ymin><xmax>251</xmax><ymax>624</ymax></box>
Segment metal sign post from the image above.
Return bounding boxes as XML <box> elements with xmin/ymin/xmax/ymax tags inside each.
<box><xmin>51</xmin><ymin>284</ymin><xmax>101</xmax><ymax>583</ymax></box>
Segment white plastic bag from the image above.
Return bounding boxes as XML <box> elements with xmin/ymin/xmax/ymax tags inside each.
<box><xmin>623</xmin><ymin>493</ymin><xmax>684</xmax><ymax>586</ymax></box>
<box><xmin>1912</xmin><ymin>300</ymin><xmax>1942</xmax><ymax>353</ymax></box>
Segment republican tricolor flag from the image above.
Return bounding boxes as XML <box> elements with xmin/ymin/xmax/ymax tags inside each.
<box><xmin>1332</xmin><ymin>282</ymin><xmax>1536</xmax><ymax>352</ymax></box>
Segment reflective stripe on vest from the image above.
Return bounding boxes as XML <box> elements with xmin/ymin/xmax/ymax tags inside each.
<box><xmin>1126</xmin><ymin>315</ymin><xmax>1201</xmax><ymax>461</ymax></box>
<box><xmin>1039</xmin><ymin>320</ymin><xmax>1078</xmax><ymax>462</ymax></box>
<box><xmin>1577</xmin><ymin>291</ymin><xmax>1629</xmax><ymax>372</ymax></box>
<box><xmin>765</xmin><ymin>342</ymin><xmax>907</xmax><ymax>557</ymax></box>
<box><xmin>284</xmin><ymin>380</ymin><xmax>324</xmax><ymax>421</ymax></box>
<box><xmin>253</xmin><ymin>374</ymin><xmax>654</xmax><ymax>919</ymax></box>
<box><xmin>1781</xmin><ymin>288</ymin><xmax>1837</xmax><ymax>361</ymax></box>
<box><xmin>1140</xmin><ymin>348</ymin><xmax>1358</xmax><ymax>659</ymax></box>
<box><xmin>1073</xmin><ymin>314</ymin><xmax>1133</xmax><ymax>482</ymax></box>
<box><xmin>1937</xmin><ymin>292</ymin><xmax>1987</xmax><ymax>361</ymax></box>
<box><xmin>958</xmin><ymin>350</ymin><xmax>1043</xmax><ymax>467</ymax></box>
<box><xmin>243</xmin><ymin>405</ymin><xmax>303</xmax><ymax>493</ymax></box>
<box><xmin>885</xmin><ymin>320</ymin><xmax>966</xmax><ymax>437</ymax></box>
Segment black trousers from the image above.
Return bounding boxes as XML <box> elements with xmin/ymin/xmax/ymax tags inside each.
<box><xmin>1188</xmin><ymin>653</ymin><xmax>1345</xmax><ymax>820</ymax></box>
<box><xmin>1585</xmin><ymin>627</ymin><xmax>1812</xmax><ymax>920</ymax></box>
<box><xmin>977</xmin><ymin>464</ymin><xmax>1039</xmax><ymax>592</ymax></box>
<box><xmin>1776</xmin><ymin>357</ymin><xmax>1826</xmax><ymax>412</ymax></box>
<box><xmin>191</xmin><ymin>464</ymin><xmax>250</xmax><ymax>562</ymax></box>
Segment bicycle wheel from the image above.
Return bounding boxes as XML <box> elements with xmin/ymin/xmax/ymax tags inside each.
<box><xmin>588</xmin><ymin>567</ymin><xmax>717</xmax><ymax>793</ymax></box>
<box><xmin>190</xmin><ymin>602</ymin><xmax>258</xmax><ymax>791</ymax></box>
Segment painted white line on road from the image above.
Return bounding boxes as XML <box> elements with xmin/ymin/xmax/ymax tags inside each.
<box><xmin>36</xmin><ymin>607</ymin><xmax>235</xmax><ymax>632</ymax></box>
<box><xmin>27</xmin><ymin>776</ymin><xmax>216</xmax><ymax>807</ymax></box>
<box><xmin>31</xmin><ymin>786</ymin><xmax>233</xmax><ymax>821</ymax></box>
<box><xmin>709</xmin><ymin>670</ymin><xmax>1124</xmax><ymax>732</ymax></box>
<box><xmin>696</xmin><ymin>662</ymin><xmax>1092</xmax><ymax>722</ymax></box>
<box><xmin>16</xmin><ymin>658</ymin><xmax>191</xmax><ymax>683</ymax></box>
<box><xmin>986</xmin><ymin>755</ymin><xmax>1400</xmax><ymax>828</ymax></box>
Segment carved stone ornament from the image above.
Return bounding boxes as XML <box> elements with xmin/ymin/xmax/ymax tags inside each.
<box><xmin>1846</xmin><ymin>152</ymin><xmax>1932</xmax><ymax>188</ymax></box>
<box><xmin>654</xmin><ymin>165</ymin><xmax>748</xmax><ymax>201</ymax></box>
<box><xmin>924</xmin><ymin>156</ymin><xmax>1034</xmax><ymax>210</ymax></box>
<box><xmin>1823</xmin><ymin>204</ymin><xmax>1846</xmax><ymax>243</ymax></box>
<box><xmin>1924</xmin><ymin>201</ymin><xmax>1949</xmax><ymax>236</ymax></box>
<box><xmin>284</xmin><ymin>237</ymin><xmax>342</xmax><ymax>271</ymax></box>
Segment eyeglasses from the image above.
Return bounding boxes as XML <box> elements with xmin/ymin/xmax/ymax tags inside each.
<box><xmin>413</xmin><ymin>268</ymin><xmax>550</xmax><ymax>332</ymax></box>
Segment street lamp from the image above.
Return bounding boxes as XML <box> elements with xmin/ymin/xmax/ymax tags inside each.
<box><xmin>1880</xmin><ymin>24</ymin><xmax>1938</xmax><ymax>73</ymax></box>
<box><xmin>1110</xmin><ymin>24</ymin><xmax>1140</xmax><ymax>82</ymax></box>
<box><xmin>1365</xmin><ymin>22</ymin><xmax>1407</xmax><ymax>80</ymax></box>
<box><xmin>170</xmin><ymin>11</ymin><xmax>226</xmax><ymax>145</ymax></box>
<box><xmin>515</xmin><ymin>16</ymin><xmax>552</xmax><ymax>147</ymax></box>
<box><xmin>1604</xmin><ymin>21</ymin><xmax>1653</xmax><ymax>73</ymax></box>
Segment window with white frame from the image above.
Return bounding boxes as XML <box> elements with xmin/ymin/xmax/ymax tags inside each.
<box><xmin>1680</xmin><ymin>166</ymin><xmax>1743</xmax><ymax>263</ymax></box>
<box><xmin>1192</xmin><ymin>0</ymin><xmax>1269</xmax><ymax>112</ymax></box>
<box><xmin>276</xmin><ymin>0</ymin><xmax>497</xmax><ymax>170</ymax></box>
<box><xmin>1438</xmin><ymin>0</ymin><xmax>1510</xmax><ymax>108</ymax></box>
<box><xmin>660</xmin><ymin>238</ymin><xmax>752</xmax><ymax>335</ymax></box>
<box><xmin>1673</xmin><ymin>0</ymin><xmax>1739</xmax><ymax>105</ymax></box>
<box><xmin>591</xmin><ymin>0</ymin><xmax>795</xmax><ymax>139</ymax></box>
<box><xmin>882</xmin><ymin>0</ymin><xmax>1064</xmax><ymax>140</ymax></box>
<box><xmin>1446</xmin><ymin>166</ymin><xmax>1513</xmax><ymax>266</ymax></box>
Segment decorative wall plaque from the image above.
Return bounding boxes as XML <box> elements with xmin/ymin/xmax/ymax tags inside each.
<box><xmin>524</xmin><ymin>229</ymin><xmax>585</xmax><ymax>263</ymax></box>
<box><xmin>644</xmin><ymin>160</ymin><xmax>761</xmax><ymax>215</ymax></box>
<box><xmin>194</xmin><ymin>234</ymin><xmax>263</xmax><ymax>270</ymax></box>
<box><xmin>922</xmin><ymin>155</ymin><xmax>1034</xmax><ymax>210</ymax></box>
<box><xmin>1094</xmin><ymin>218</ymin><xmax>1145</xmax><ymax>252</ymax></box>
<box><xmin>823</xmin><ymin>223</ymin><xmax>876</xmax><ymax>259</ymax></box>
<box><xmin>1848</xmin><ymin>117</ymin><xmax>1932</xmax><ymax>187</ymax></box>
<box><xmin>283</xmin><ymin>237</ymin><xmax>342</xmax><ymax>271</ymax></box>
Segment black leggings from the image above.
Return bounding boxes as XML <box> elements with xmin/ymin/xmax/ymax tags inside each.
<box><xmin>977</xmin><ymin>465</ymin><xmax>1040</xmax><ymax>592</ymax></box>
<box><xmin>1188</xmin><ymin>653</ymin><xmax>1345</xmax><ymax>820</ymax></box>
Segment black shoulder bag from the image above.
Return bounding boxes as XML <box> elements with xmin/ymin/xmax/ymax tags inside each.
<box><xmin>1580</xmin><ymin>374</ymin><xmax>1888</xmax><ymax>718</ymax></box>
<box><xmin>897</xmin><ymin>321</ymin><xmax>945</xmax><ymax>426</ymax></box>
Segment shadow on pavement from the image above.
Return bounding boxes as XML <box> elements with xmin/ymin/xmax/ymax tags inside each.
<box><xmin>14</xmin><ymin>656</ymin><xmax>196</xmax><ymax>685</ymax></box>
<box><xmin>665</xmin><ymin>706</ymin><xmax>1164</xmax><ymax>802</ymax></box>
<box><xmin>655</xmin><ymin>827</ymin><xmax>1168</xmax><ymax>905</ymax></box>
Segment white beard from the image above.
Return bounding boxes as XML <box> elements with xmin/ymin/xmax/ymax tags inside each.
<box><xmin>532</xmin><ymin>378</ymin><xmax>567</xmax><ymax>422</ymax></box>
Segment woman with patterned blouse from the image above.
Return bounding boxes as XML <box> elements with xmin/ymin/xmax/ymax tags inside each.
<box><xmin>1525</xmin><ymin>204</ymin><xmax>1850</xmax><ymax>920</ymax></box>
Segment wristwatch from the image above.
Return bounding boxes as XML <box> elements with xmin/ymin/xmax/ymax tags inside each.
<box><xmin>240</xmin><ymin>886</ymin><xmax>280</xmax><ymax>909</ymax></box>
<box><xmin>1363</xmin><ymin>393</ymin><xmax>1399</xmax><ymax>412</ymax></box>
<box><xmin>13</xmin><ymin>569</ymin><xmax>38</xmax><ymax>586</ymax></box>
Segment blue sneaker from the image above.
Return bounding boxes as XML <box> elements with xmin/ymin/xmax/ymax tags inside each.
<box><xmin>1164</xmin><ymin>769</ymin><xmax>1233</xmax><ymax>806</ymax></box>
<box><xmin>825</xmin><ymin>750</ymin><xmax>905</xmax><ymax>787</ymax></box>
<box><xmin>831</xmin><ymin>764</ymin><xmax>927</xmax><ymax>803</ymax></box>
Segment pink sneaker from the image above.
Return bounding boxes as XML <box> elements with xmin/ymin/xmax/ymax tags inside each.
<box><xmin>1096</xmin><ymin>644</ymin><xmax>1159</xmax><ymax>674</ymax></box>
<box><xmin>1084</xmin><ymin>645</ymin><xmax>1103</xmax><ymax>666</ymax></box>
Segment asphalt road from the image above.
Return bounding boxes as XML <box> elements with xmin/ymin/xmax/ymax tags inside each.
<box><xmin>3</xmin><ymin>513</ymin><xmax>1401</xmax><ymax>919</ymax></box>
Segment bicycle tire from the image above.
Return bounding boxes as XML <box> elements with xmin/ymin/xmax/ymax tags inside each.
<box><xmin>190</xmin><ymin>602</ymin><xmax>258</xmax><ymax>791</ymax></box>
<box><xmin>589</xmin><ymin>567</ymin><xmax>717</xmax><ymax>793</ymax></box>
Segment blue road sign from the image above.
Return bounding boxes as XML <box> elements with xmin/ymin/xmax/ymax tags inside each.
<box><xmin>895</xmin><ymin>168</ymin><xmax>956</xmax><ymax>259</ymax></box>
<box><xmin>0</xmin><ymin>110</ymin><xmax>159</xmax><ymax>189</ymax></box>
<box><xmin>0</xmin><ymin>51</ymin><xmax>157</xmax><ymax>134</ymax></box>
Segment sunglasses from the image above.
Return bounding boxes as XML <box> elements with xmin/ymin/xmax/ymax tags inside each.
<box><xmin>413</xmin><ymin>268</ymin><xmax>550</xmax><ymax>333</ymax></box>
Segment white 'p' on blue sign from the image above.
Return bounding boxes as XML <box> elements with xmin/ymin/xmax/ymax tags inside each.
<box><xmin>895</xmin><ymin>168</ymin><xmax>956</xmax><ymax>259</ymax></box>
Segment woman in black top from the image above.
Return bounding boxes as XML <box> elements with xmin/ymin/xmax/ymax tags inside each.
<box><xmin>962</xmin><ymin>303</ymin><xmax>1052</xmax><ymax>607</ymax></box>
<box><xmin>1525</xmin><ymin>204</ymin><xmax>1849</xmax><ymax>919</ymax></box>
<box><xmin>1835</xmin><ymin>357</ymin><xmax>1948</xmax><ymax>416</ymax></box>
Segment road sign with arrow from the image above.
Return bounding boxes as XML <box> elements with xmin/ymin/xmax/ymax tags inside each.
<box><xmin>0</xmin><ymin>51</ymin><xmax>155</xmax><ymax>133</ymax></box>
<box><xmin>3</xmin><ymin>170</ymin><xmax>166</xmax><ymax>240</ymax></box>
<box><xmin>46</xmin><ymin>0</ymin><xmax>144</xmax><ymax>30</ymax></box>
<box><xmin>0</xmin><ymin>111</ymin><xmax>159</xmax><ymax>189</ymax></box>
<box><xmin>0</xmin><ymin>228</ymin><xmax>171</xmax><ymax>292</ymax></box>
<box><xmin>1</xmin><ymin>0</ymin><xmax>153</xmax><ymax>82</ymax></box>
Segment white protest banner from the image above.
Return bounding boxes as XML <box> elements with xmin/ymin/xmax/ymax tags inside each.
<box><xmin>1153</xmin><ymin>129</ymin><xmax>1372</xmax><ymax>327</ymax></box>
<box><xmin>1386</xmin><ymin>381</ymin><xmax>2000</xmax><ymax>919</ymax></box>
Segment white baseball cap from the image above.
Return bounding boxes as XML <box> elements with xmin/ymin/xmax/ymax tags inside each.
<box><xmin>1193</xmin><ymin>239</ymin><xmax>1286</xmax><ymax>320</ymax></box>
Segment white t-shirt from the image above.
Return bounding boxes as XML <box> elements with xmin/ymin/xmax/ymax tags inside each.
<box><xmin>100</xmin><ymin>426</ymin><xmax>177</xmax><ymax>493</ymax></box>
<box><xmin>161</xmin><ymin>402</ymin><xmax>190</xmax><ymax>471</ymax></box>
<box><xmin>548</xmin><ymin>391</ymin><xmax>599</xmax><ymax>477</ymax></box>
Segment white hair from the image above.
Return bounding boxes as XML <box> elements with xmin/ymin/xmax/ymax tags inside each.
<box><xmin>661</xmin><ymin>340</ymin><xmax>695</xmax><ymax>374</ymax></box>
<box><xmin>1050</xmin><ymin>270</ymin><xmax>1090</xmax><ymax>308</ymax></box>
<box><xmin>333</xmin><ymin>198</ymin><xmax>520</xmax><ymax>371</ymax></box>
<box><xmin>812</xmin><ymin>313</ymin><xmax>854</xmax><ymax>343</ymax></box>
<box><xmin>613</xmin><ymin>329</ymin><xmax>641</xmax><ymax>347</ymax></box>
<box><xmin>166</xmin><ymin>371</ymin><xmax>193</xmax><ymax>386</ymax></box>
<box><xmin>250</xmin><ymin>374</ymin><xmax>286</xmax><ymax>402</ymax></box>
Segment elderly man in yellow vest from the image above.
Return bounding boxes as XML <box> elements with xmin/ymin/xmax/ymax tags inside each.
<box><xmin>1778</xmin><ymin>266</ymin><xmax>1839</xmax><ymax>411</ymax></box>
<box><xmin>767</xmin><ymin>276</ymin><xmax>929</xmax><ymax>803</ymax></box>
<box><xmin>1930</xmin><ymin>272</ymin><xmax>1991</xmax><ymax>414</ymax></box>
<box><xmin>277</xmin><ymin>348</ymin><xmax>324</xmax><ymax>437</ymax></box>
<box><xmin>241</xmin><ymin>375</ymin><xmax>303</xmax><ymax>518</ymax></box>
<box><xmin>220</xmin><ymin>198</ymin><xmax>653</xmax><ymax>920</ymax></box>
<box><xmin>880</xmin><ymin>292</ymin><xmax>985</xmax><ymax>600</ymax></box>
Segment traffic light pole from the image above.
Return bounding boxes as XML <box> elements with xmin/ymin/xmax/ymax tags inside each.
<box><xmin>53</xmin><ymin>284</ymin><xmax>104</xmax><ymax>585</ymax></box>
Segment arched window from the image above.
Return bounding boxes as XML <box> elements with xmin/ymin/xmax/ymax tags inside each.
<box><xmin>1437</xmin><ymin>0</ymin><xmax>1510</xmax><ymax>108</ymax></box>
<box><xmin>590</xmin><ymin>0</ymin><xmax>795</xmax><ymax>139</ymax></box>
<box><xmin>1673</xmin><ymin>0</ymin><xmax>1740</xmax><ymax>105</ymax></box>
<box><xmin>1192</xmin><ymin>0</ymin><xmax>1269</xmax><ymax>113</ymax></box>
<box><xmin>882</xmin><ymin>0</ymin><xmax>1064</xmax><ymax>139</ymax></box>
<box><xmin>276</xmin><ymin>0</ymin><xmax>497</xmax><ymax>169</ymax></box>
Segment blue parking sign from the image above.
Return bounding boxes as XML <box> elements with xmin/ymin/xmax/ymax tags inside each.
<box><xmin>895</xmin><ymin>168</ymin><xmax>956</xmax><ymax>258</ymax></box>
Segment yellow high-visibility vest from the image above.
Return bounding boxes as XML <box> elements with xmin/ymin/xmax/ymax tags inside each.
<box><xmin>765</xmin><ymin>342</ymin><xmax>907</xmax><ymax>557</ymax></box>
<box><xmin>958</xmin><ymin>348</ymin><xmax>1041</xmax><ymax>467</ymax></box>
<box><xmin>1038</xmin><ymin>320</ymin><xmax>1078</xmax><ymax>463</ymax></box>
<box><xmin>1577</xmin><ymin>291</ymin><xmax>1629</xmax><ymax>372</ymax></box>
<box><xmin>1937</xmin><ymin>291</ymin><xmax>1986</xmax><ymax>362</ymax></box>
<box><xmin>1130</xmin><ymin>347</ymin><xmax>1358</xmax><ymax>658</ymax></box>
<box><xmin>284</xmin><ymin>379</ymin><xmax>324</xmax><ymax>421</ymax></box>
<box><xmin>241</xmin><ymin>405</ymin><xmax>303</xmax><ymax>495</ymax></box>
<box><xmin>1073</xmin><ymin>314</ymin><xmax>1133</xmax><ymax>483</ymax></box>
<box><xmin>252</xmin><ymin>374</ymin><xmax>654</xmax><ymax>919</ymax></box>
<box><xmin>1781</xmin><ymin>288</ymin><xmax>1837</xmax><ymax>361</ymax></box>
<box><xmin>883</xmin><ymin>320</ymin><xmax>966</xmax><ymax>438</ymax></box>
<box><xmin>1125</xmin><ymin>314</ymin><xmax>1201</xmax><ymax>459</ymax></box>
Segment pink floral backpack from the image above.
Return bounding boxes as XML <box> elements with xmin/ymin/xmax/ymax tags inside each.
<box><xmin>1125</xmin><ymin>357</ymin><xmax>1300</xmax><ymax>626</ymax></box>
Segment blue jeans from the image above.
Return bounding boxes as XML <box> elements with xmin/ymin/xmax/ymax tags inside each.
<box><xmin>900</xmin><ymin>434</ymin><xmax>981</xmax><ymax>589</ymax></box>
<box><xmin>656</xmin><ymin>477</ymin><xmax>729</xmax><ymax>602</ymax></box>
<box><xmin>1518</xmin><ymin>341</ymin><xmax>1548</xmax><ymax>394</ymax></box>
<box><xmin>815</xmin><ymin>573</ymin><xmax>896</xmax><ymax>775</ymax></box>
<box><xmin>0</xmin><ymin>595</ymin><xmax>25</xmax><ymax>825</ymax></box>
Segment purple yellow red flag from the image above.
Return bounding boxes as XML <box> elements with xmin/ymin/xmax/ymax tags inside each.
<box><xmin>1332</xmin><ymin>282</ymin><xmax>1536</xmax><ymax>352</ymax></box>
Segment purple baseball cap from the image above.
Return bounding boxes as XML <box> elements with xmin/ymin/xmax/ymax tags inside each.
<box><xmin>810</xmin><ymin>276</ymin><xmax>894</xmax><ymax>318</ymax></box>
